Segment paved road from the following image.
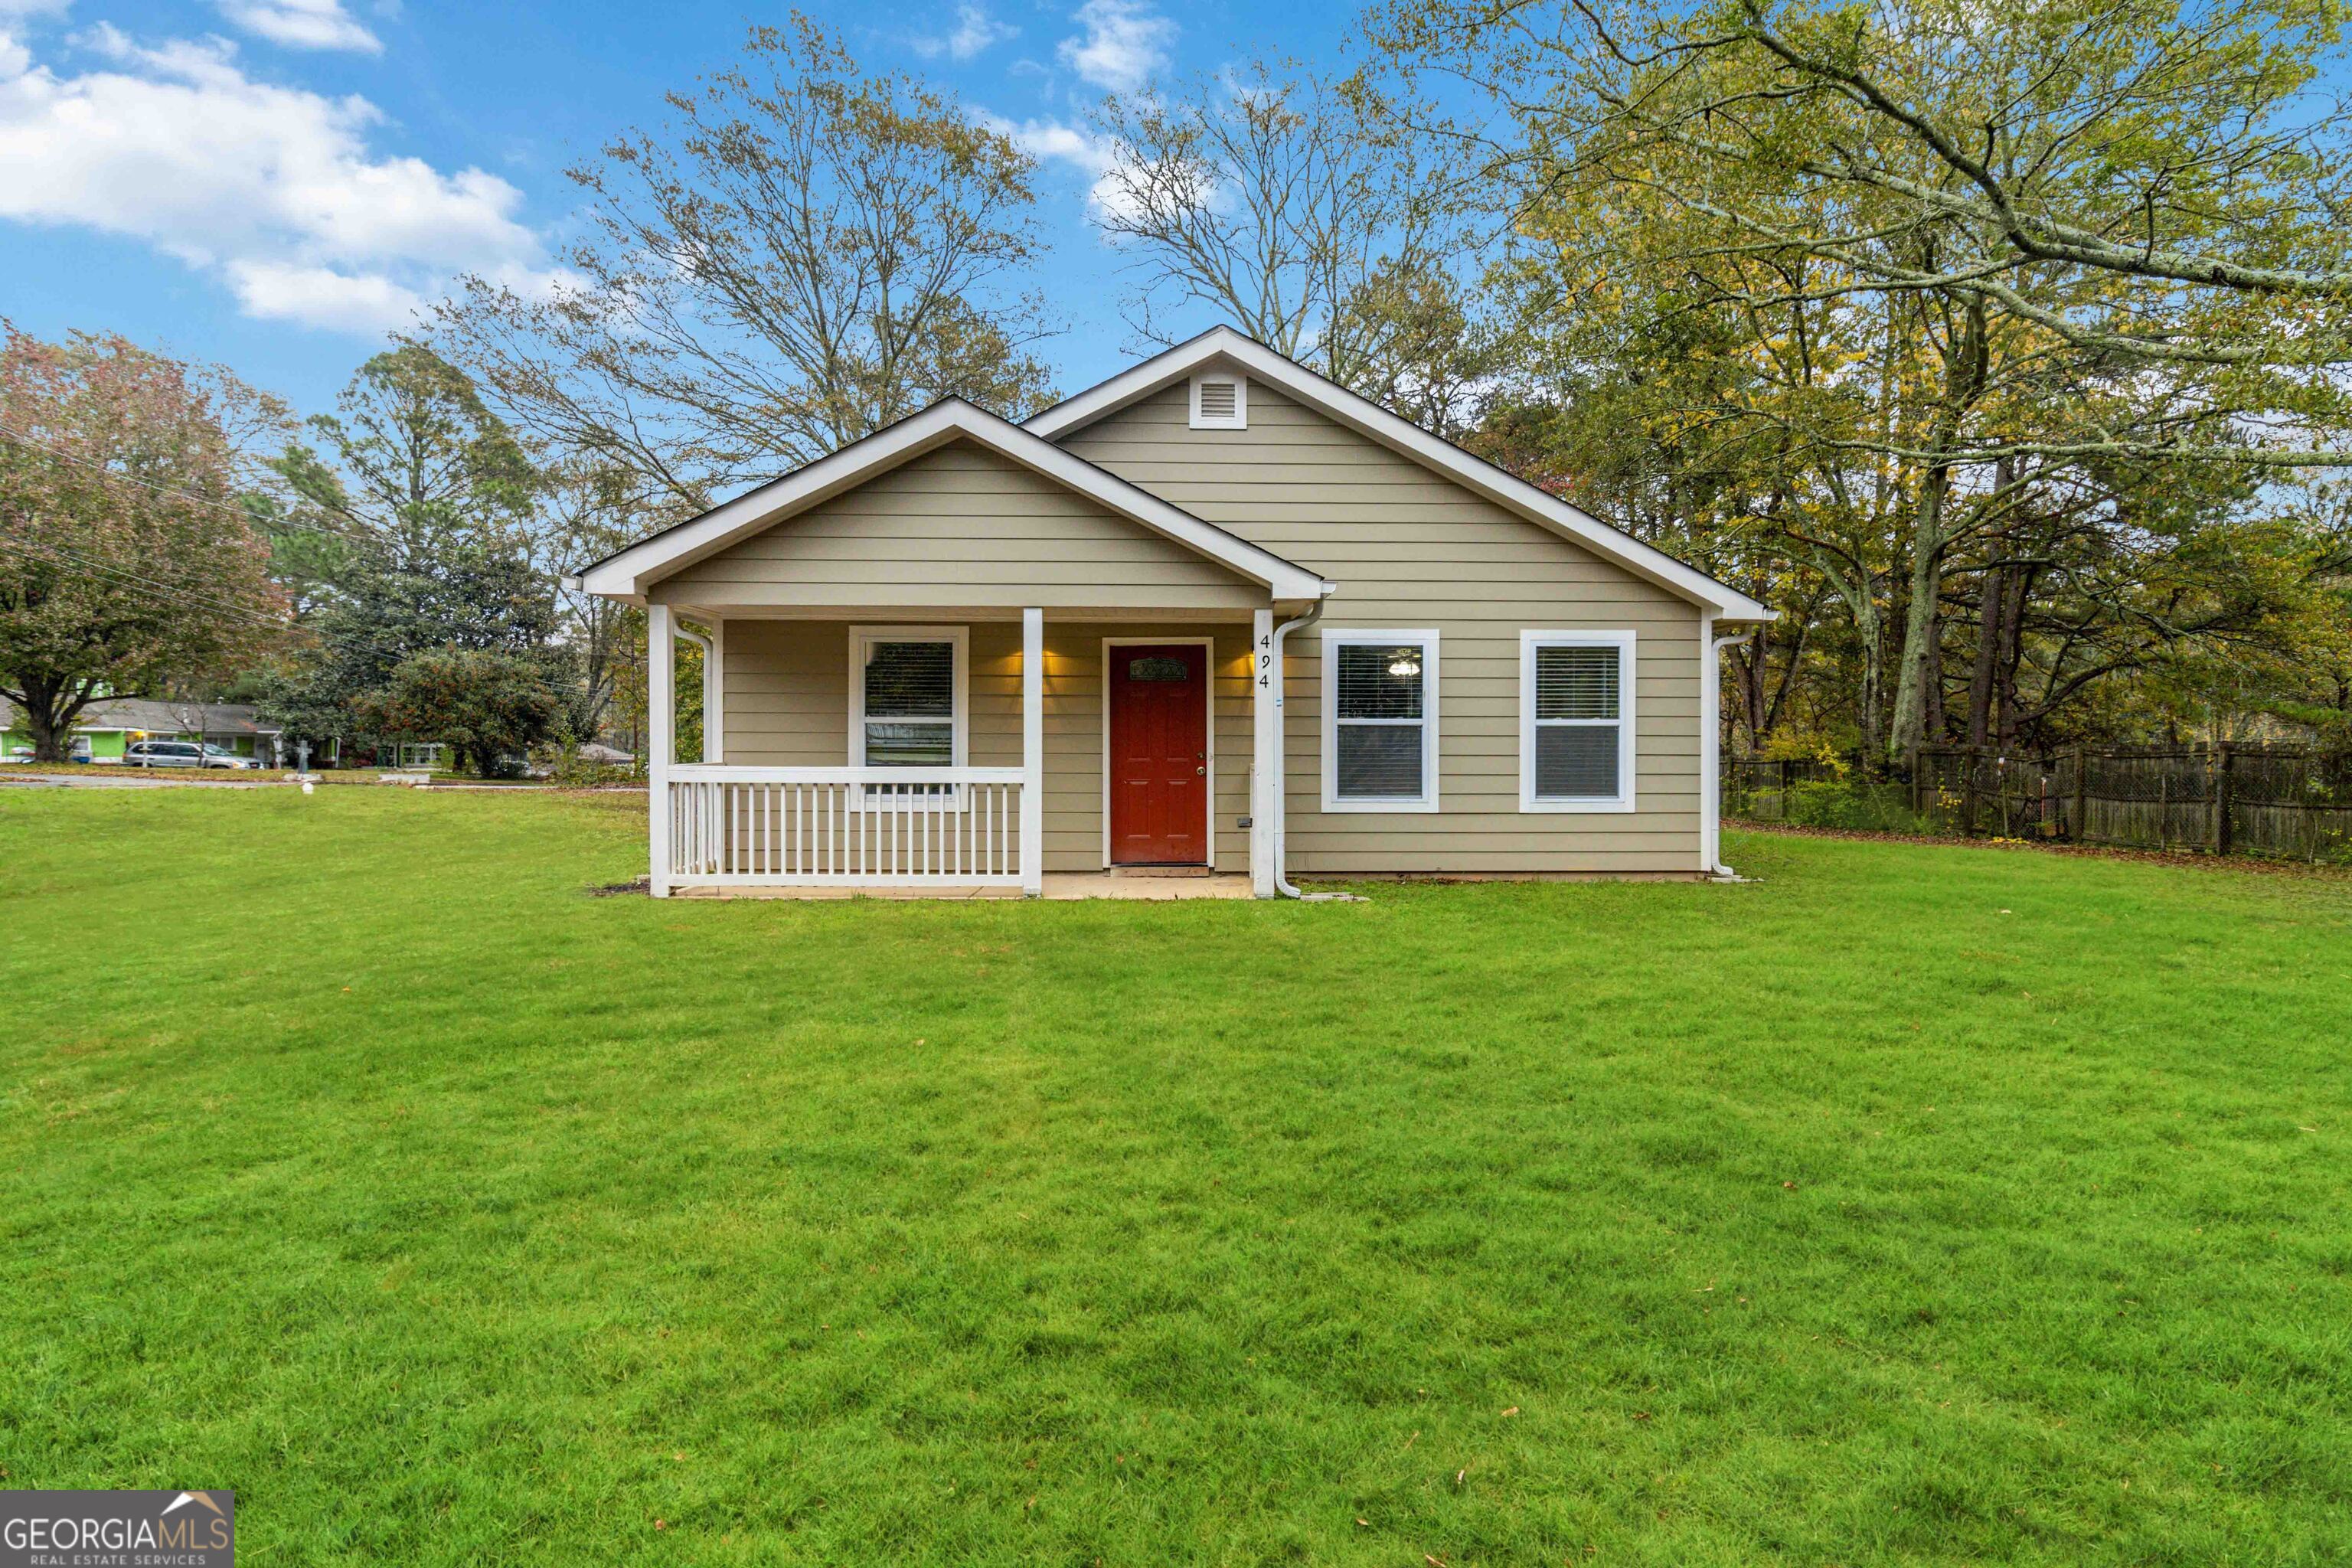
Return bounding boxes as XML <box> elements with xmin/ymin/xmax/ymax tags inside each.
<box><xmin>0</xmin><ymin>771</ymin><xmax>285</xmax><ymax>789</ymax></box>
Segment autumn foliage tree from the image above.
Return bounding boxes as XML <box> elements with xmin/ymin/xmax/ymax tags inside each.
<box><xmin>0</xmin><ymin>326</ymin><xmax>286</xmax><ymax>760</ymax></box>
<box><xmin>1374</xmin><ymin>0</ymin><xmax>2352</xmax><ymax>755</ymax></box>
<box><xmin>432</xmin><ymin>15</ymin><xmax>1056</xmax><ymax>524</ymax></box>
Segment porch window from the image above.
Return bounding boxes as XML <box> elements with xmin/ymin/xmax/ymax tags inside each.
<box><xmin>1520</xmin><ymin>630</ymin><xmax>1635</xmax><ymax>812</ymax></box>
<box><xmin>1321</xmin><ymin>629</ymin><xmax>1439</xmax><ymax>812</ymax></box>
<box><xmin>851</xmin><ymin>626</ymin><xmax>968</xmax><ymax>800</ymax></box>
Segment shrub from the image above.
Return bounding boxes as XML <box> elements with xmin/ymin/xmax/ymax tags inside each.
<box><xmin>1782</xmin><ymin>779</ymin><xmax>1939</xmax><ymax>835</ymax></box>
<box><xmin>545</xmin><ymin>745</ymin><xmax>637</xmax><ymax>789</ymax></box>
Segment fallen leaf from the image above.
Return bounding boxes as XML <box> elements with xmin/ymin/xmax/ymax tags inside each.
<box><xmin>654</xmin><ymin>1520</ymin><xmax>667</xmax><ymax>1531</ymax></box>
<box><xmin>1632</xmin><ymin>1411</ymin><xmax>1651</xmax><ymax>1422</ymax></box>
<box><xmin>1356</xmin><ymin>1517</ymin><xmax>1369</xmax><ymax>1527</ymax></box>
<box><xmin>1501</xmin><ymin>1406</ymin><xmax>1520</xmax><ymax>1417</ymax></box>
<box><xmin>1783</xmin><ymin>1181</ymin><xmax>1798</xmax><ymax>1189</ymax></box>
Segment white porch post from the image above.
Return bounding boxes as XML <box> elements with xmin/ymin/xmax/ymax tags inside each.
<box><xmin>648</xmin><ymin>601</ymin><xmax>674</xmax><ymax>897</ymax></box>
<box><xmin>1250</xmin><ymin>607</ymin><xmax>1277</xmax><ymax>897</ymax></box>
<box><xmin>703</xmin><ymin>616</ymin><xmax>725</xmax><ymax>763</ymax></box>
<box><xmin>1021</xmin><ymin>606</ymin><xmax>1044</xmax><ymax>896</ymax></box>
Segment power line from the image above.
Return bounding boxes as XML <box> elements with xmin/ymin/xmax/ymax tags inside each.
<box><xmin>0</xmin><ymin>422</ymin><xmax>396</xmax><ymax>555</ymax></box>
<box><xmin>0</xmin><ymin>536</ymin><xmax>291</xmax><ymax>632</ymax></box>
<box><xmin>27</xmin><ymin>537</ymin><xmax>289</xmax><ymax>628</ymax></box>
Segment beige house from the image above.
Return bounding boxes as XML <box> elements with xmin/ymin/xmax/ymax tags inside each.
<box><xmin>573</xmin><ymin>328</ymin><xmax>1772</xmax><ymax>897</ymax></box>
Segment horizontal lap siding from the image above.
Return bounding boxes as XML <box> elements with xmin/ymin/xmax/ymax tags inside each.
<box><xmin>722</xmin><ymin>619</ymin><xmax>1255</xmax><ymax>874</ymax></box>
<box><xmin>654</xmin><ymin>440</ymin><xmax>1265</xmax><ymax>612</ymax></box>
<box><xmin>1060</xmin><ymin>380</ymin><xmax>1706</xmax><ymax>876</ymax></box>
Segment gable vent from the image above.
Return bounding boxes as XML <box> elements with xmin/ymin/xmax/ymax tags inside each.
<box><xmin>1189</xmin><ymin>373</ymin><xmax>1246</xmax><ymax>430</ymax></box>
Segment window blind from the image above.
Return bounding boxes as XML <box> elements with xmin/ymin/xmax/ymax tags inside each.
<box><xmin>1529</xmin><ymin>642</ymin><xmax>1624</xmax><ymax>801</ymax></box>
<box><xmin>864</xmin><ymin>640</ymin><xmax>954</xmax><ymax>769</ymax></box>
<box><xmin>1534</xmin><ymin>645</ymin><xmax>1618</xmax><ymax>721</ymax></box>
<box><xmin>1333</xmin><ymin>642</ymin><xmax>1428</xmax><ymax>799</ymax></box>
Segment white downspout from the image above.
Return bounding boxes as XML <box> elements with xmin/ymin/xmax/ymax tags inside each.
<box><xmin>1270</xmin><ymin>596</ymin><xmax>1352</xmax><ymax>900</ymax></box>
<box><xmin>1705</xmin><ymin>622</ymin><xmax>1757</xmax><ymax>880</ymax></box>
<box><xmin>676</xmin><ymin>622</ymin><xmax>718</xmax><ymax>763</ymax></box>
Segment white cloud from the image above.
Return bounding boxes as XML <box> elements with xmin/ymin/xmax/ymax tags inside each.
<box><xmin>912</xmin><ymin>3</ymin><xmax>1012</xmax><ymax>63</ymax></box>
<box><xmin>0</xmin><ymin>24</ymin><xmax>547</xmax><ymax>334</ymax></box>
<box><xmin>227</xmin><ymin>259</ymin><xmax>422</xmax><ymax>329</ymax></box>
<box><xmin>986</xmin><ymin>113</ymin><xmax>1145</xmax><ymax>224</ymax></box>
<box><xmin>0</xmin><ymin>0</ymin><xmax>72</xmax><ymax>17</ymax></box>
<box><xmin>214</xmin><ymin>0</ymin><xmax>381</xmax><ymax>54</ymax></box>
<box><xmin>1056</xmin><ymin>0</ymin><xmax>1171</xmax><ymax>93</ymax></box>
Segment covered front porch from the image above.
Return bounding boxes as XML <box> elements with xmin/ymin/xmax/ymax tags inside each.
<box><xmin>571</xmin><ymin>399</ymin><xmax>1334</xmax><ymax>899</ymax></box>
<box><xmin>647</xmin><ymin>603</ymin><xmax>1292</xmax><ymax>897</ymax></box>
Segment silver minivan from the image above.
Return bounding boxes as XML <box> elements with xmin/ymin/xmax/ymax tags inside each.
<box><xmin>126</xmin><ymin>740</ymin><xmax>259</xmax><ymax>769</ymax></box>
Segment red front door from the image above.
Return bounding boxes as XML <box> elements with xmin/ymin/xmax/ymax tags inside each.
<box><xmin>1108</xmin><ymin>643</ymin><xmax>1209</xmax><ymax>864</ymax></box>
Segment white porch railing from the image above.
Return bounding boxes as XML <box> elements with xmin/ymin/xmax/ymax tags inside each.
<box><xmin>665</xmin><ymin>766</ymin><xmax>1029</xmax><ymax>887</ymax></box>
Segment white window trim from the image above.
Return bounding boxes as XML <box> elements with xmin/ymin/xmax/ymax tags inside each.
<box><xmin>848</xmin><ymin>624</ymin><xmax>969</xmax><ymax>808</ymax></box>
<box><xmin>1099</xmin><ymin>636</ymin><xmax>1217</xmax><ymax>869</ymax></box>
<box><xmin>1520</xmin><ymin>629</ymin><xmax>1637</xmax><ymax>813</ymax></box>
<box><xmin>1188</xmin><ymin>372</ymin><xmax>1247</xmax><ymax>430</ymax></box>
<box><xmin>1320</xmin><ymin>628</ymin><xmax>1440</xmax><ymax>813</ymax></box>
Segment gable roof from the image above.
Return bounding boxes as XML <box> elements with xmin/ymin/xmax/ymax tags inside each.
<box><xmin>572</xmin><ymin>397</ymin><xmax>1333</xmax><ymax>605</ymax></box>
<box><xmin>2</xmin><ymin>697</ymin><xmax>278</xmax><ymax>736</ymax></box>
<box><xmin>1025</xmin><ymin>327</ymin><xmax>1774</xmax><ymax>622</ymax></box>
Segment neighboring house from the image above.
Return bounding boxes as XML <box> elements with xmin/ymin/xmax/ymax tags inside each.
<box><xmin>1</xmin><ymin>698</ymin><xmax>282</xmax><ymax>764</ymax></box>
<box><xmin>573</xmin><ymin>328</ymin><xmax>1773</xmax><ymax>897</ymax></box>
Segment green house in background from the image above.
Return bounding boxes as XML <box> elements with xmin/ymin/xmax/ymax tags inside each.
<box><xmin>1</xmin><ymin>698</ymin><xmax>283</xmax><ymax>763</ymax></box>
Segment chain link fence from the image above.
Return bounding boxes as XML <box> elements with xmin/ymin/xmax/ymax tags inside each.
<box><xmin>1724</xmin><ymin>745</ymin><xmax>2352</xmax><ymax>864</ymax></box>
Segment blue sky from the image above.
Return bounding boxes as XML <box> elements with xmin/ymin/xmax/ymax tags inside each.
<box><xmin>0</xmin><ymin>0</ymin><xmax>1373</xmax><ymax>420</ymax></box>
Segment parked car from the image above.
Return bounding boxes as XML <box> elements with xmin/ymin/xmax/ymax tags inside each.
<box><xmin>126</xmin><ymin>740</ymin><xmax>260</xmax><ymax>769</ymax></box>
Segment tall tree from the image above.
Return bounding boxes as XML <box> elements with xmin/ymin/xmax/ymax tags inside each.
<box><xmin>260</xmin><ymin>348</ymin><xmax>559</xmax><ymax>750</ymax></box>
<box><xmin>1090</xmin><ymin>62</ymin><xmax>1491</xmax><ymax>431</ymax></box>
<box><xmin>1375</xmin><ymin>0</ymin><xmax>2347</xmax><ymax>756</ymax></box>
<box><xmin>1378</xmin><ymin>0</ymin><xmax>2352</xmax><ymax>463</ymax></box>
<box><xmin>0</xmin><ymin>326</ymin><xmax>286</xmax><ymax>760</ymax></box>
<box><xmin>433</xmin><ymin>15</ymin><xmax>1056</xmax><ymax>522</ymax></box>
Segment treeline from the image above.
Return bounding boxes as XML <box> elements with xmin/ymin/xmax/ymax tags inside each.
<box><xmin>6</xmin><ymin>1</ymin><xmax>2349</xmax><ymax>767</ymax></box>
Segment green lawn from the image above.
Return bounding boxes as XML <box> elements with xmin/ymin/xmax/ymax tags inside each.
<box><xmin>4</xmin><ymin>789</ymin><xmax>2349</xmax><ymax>1565</ymax></box>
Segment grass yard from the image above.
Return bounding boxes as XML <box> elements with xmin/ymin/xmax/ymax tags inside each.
<box><xmin>3</xmin><ymin>789</ymin><xmax>2350</xmax><ymax>1566</ymax></box>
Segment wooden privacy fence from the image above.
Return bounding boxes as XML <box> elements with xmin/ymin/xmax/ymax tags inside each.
<box><xmin>1724</xmin><ymin>745</ymin><xmax>2352</xmax><ymax>864</ymax></box>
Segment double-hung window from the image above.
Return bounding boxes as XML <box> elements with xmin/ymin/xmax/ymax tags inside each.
<box><xmin>1321</xmin><ymin>629</ymin><xmax>1439</xmax><ymax>812</ymax></box>
<box><xmin>1520</xmin><ymin>631</ymin><xmax>1635</xmax><ymax>812</ymax></box>
<box><xmin>850</xmin><ymin>626</ymin><xmax>967</xmax><ymax>805</ymax></box>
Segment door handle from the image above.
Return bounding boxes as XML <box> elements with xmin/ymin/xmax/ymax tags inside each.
<box><xmin>1195</xmin><ymin>766</ymin><xmax>1206</xmax><ymax>775</ymax></box>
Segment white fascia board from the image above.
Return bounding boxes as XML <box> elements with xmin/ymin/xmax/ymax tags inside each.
<box><xmin>1026</xmin><ymin>328</ymin><xmax>1775</xmax><ymax>622</ymax></box>
<box><xmin>576</xmin><ymin>398</ymin><xmax>1327</xmax><ymax>604</ymax></box>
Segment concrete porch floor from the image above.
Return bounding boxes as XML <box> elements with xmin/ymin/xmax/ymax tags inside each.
<box><xmin>673</xmin><ymin>871</ymin><xmax>1257</xmax><ymax>901</ymax></box>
